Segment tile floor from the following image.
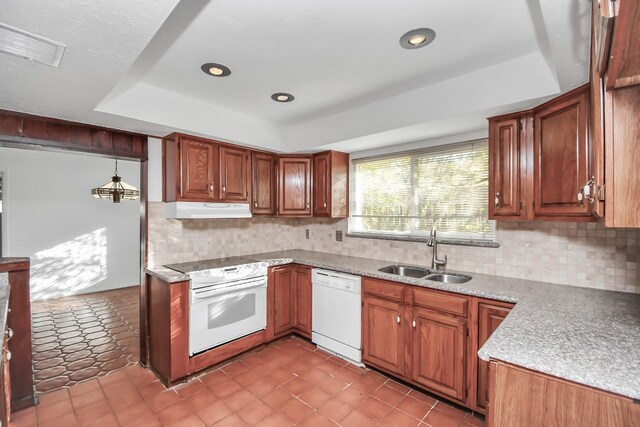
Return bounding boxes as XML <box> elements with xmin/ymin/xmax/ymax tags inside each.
<box><xmin>31</xmin><ymin>287</ymin><xmax>140</xmax><ymax>392</ymax></box>
<box><xmin>12</xmin><ymin>335</ymin><xmax>485</xmax><ymax>427</ymax></box>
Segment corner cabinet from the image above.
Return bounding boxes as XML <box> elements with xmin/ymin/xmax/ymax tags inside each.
<box><xmin>278</xmin><ymin>157</ymin><xmax>312</xmax><ymax>216</ymax></box>
<box><xmin>267</xmin><ymin>265</ymin><xmax>312</xmax><ymax>340</ymax></box>
<box><xmin>251</xmin><ymin>152</ymin><xmax>277</xmax><ymax>215</ymax></box>
<box><xmin>312</xmin><ymin>151</ymin><xmax>349</xmax><ymax>218</ymax></box>
<box><xmin>488</xmin><ymin>85</ymin><xmax>593</xmax><ymax>221</ymax></box>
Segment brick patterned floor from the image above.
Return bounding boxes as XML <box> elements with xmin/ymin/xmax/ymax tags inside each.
<box><xmin>11</xmin><ymin>336</ymin><xmax>485</xmax><ymax>426</ymax></box>
<box><xmin>31</xmin><ymin>286</ymin><xmax>140</xmax><ymax>393</ymax></box>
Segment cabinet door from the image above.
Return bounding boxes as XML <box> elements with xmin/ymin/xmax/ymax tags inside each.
<box><xmin>272</xmin><ymin>267</ymin><xmax>296</xmax><ymax>335</ymax></box>
<box><xmin>362</xmin><ymin>295</ymin><xmax>404</xmax><ymax>376</ymax></box>
<box><xmin>411</xmin><ymin>307</ymin><xmax>467</xmax><ymax>402</ymax></box>
<box><xmin>252</xmin><ymin>152</ymin><xmax>276</xmax><ymax>215</ymax></box>
<box><xmin>534</xmin><ymin>88</ymin><xmax>591</xmax><ymax>218</ymax></box>
<box><xmin>477</xmin><ymin>303</ymin><xmax>512</xmax><ymax>411</ymax></box>
<box><xmin>294</xmin><ymin>266</ymin><xmax>312</xmax><ymax>336</ymax></box>
<box><xmin>180</xmin><ymin>138</ymin><xmax>216</xmax><ymax>200</ymax></box>
<box><xmin>219</xmin><ymin>145</ymin><xmax>249</xmax><ymax>201</ymax></box>
<box><xmin>488</xmin><ymin>116</ymin><xmax>525</xmax><ymax>218</ymax></box>
<box><xmin>278</xmin><ymin>157</ymin><xmax>312</xmax><ymax>216</ymax></box>
<box><xmin>313</xmin><ymin>152</ymin><xmax>330</xmax><ymax>217</ymax></box>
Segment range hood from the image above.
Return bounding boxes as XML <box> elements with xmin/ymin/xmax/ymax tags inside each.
<box><xmin>165</xmin><ymin>202</ymin><xmax>252</xmax><ymax>219</ymax></box>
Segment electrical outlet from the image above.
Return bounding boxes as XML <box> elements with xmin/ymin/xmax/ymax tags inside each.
<box><xmin>305</xmin><ymin>229</ymin><xmax>310</xmax><ymax>239</ymax></box>
<box><xmin>336</xmin><ymin>230</ymin><xmax>343</xmax><ymax>242</ymax></box>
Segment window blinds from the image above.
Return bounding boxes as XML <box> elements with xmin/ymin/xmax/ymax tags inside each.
<box><xmin>352</xmin><ymin>140</ymin><xmax>495</xmax><ymax>241</ymax></box>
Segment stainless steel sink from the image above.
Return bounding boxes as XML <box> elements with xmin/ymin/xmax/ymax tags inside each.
<box><xmin>425</xmin><ymin>273</ymin><xmax>472</xmax><ymax>284</ymax></box>
<box><xmin>378</xmin><ymin>265</ymin><xmax>431</xmax><ymax>278</ymax></box>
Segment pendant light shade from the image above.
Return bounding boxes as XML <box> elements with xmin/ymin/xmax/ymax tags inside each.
<box><xmin>91</xmin><ymin>159</ymin><xmax>140</xmax><ymax>203</ymax></box>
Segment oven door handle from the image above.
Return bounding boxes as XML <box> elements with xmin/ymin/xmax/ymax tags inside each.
<box><xmin>191</xmin><ymin>278</ymin><xmax>267</xmax><ymax>300</ymax></box>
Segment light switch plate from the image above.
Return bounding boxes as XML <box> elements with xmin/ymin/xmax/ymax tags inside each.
<box><xmin>336</xmin><ymin>230</ymin><xmax>343</xmax><ymax>242</ymax></box>
<box><xmin>305</xmin><ymin>229</ymin><xmax>310</xmax><ymax>239</ymax></box>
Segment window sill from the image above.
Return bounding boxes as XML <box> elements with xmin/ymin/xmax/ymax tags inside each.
<box><xmin>345</xmin><ymin>232</ymin><xmax>500</xmax><ymax>248</ymax></box>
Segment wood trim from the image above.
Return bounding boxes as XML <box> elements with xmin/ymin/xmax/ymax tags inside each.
<box><xmin>139</xmin><ymin>159</ymin><xmax>149</xmax><ymax>366</ymax></box>
<box><xmin>0</xmin><ymin>109</ymin><xmax>147</xmax><ymax>160</ymax></box>
<box><xmin>411</xmin><ymin>287</ymin><xmax>468</xmax><ymax>317</ymax></box>
<box><xmin>362</xmin><ymin>277</ymin><xmax>405</xmax><ymax>302</ymax></box>
<box><xmin>190</xmin><ymin>330</ymin><xmax>266</xmax><ymax>374</ymax></box>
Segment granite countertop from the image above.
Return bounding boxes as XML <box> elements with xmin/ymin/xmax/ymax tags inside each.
<box><xmin>145</xmin><ymin>249</ymin><xmax>640</xmax><ymax>400</ymax></box>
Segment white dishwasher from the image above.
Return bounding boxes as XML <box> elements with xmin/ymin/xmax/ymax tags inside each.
<box><xmin>312</xmin><ymin>269</ymin><xmax>362</xmax><ymax>364</ymax></box>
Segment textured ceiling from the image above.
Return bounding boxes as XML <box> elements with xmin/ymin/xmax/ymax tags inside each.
<box><xmin>0</xmin><ymin>0</ymin><xmax>590</xmax><ymax>153</ymax></box>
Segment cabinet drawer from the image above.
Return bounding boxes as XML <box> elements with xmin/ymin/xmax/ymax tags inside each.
<box><xmin>412</xmin><ymin>288</ymin><xmax>468</xmax><ymax>317</ymax></box>
<box><xmin>362</xmin><ymin>278</ymin><xmax>404</xmax><ymax>302</ymax></box>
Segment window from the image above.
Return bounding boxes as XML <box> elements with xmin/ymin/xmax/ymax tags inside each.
<box><xmin>351</xmin><ymin>139</ymin><xmax>494</xmax><ymax>241</ymax></box>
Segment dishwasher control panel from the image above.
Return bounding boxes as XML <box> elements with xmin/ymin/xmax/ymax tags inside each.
<box><xmin>312</xmin><ymin>269</ymin><xmax>361</xmax><ymax>293</ymax></box>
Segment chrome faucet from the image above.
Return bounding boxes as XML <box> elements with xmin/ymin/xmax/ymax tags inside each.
<box><xmin>426</xmin><ymin>226</ymin><xmax>447</xmax><ymax>271</ymax></box>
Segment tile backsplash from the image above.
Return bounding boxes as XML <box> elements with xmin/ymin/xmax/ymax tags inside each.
<box><xmin>148</xmin><ymin>202</ymin><xmax>639</xmax><ymax>293</ymax></box>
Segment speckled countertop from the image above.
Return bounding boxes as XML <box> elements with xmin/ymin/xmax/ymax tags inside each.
<box><xmin>145</xmin><ymin>249</ymin><xmax>640</xmax><ymax>400</ymax></box>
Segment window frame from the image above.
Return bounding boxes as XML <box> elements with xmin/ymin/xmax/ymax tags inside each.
<box><xmin>348</xmin><ymin>139</ymin><xmax>496</xmax><ymax>243</ymax></box>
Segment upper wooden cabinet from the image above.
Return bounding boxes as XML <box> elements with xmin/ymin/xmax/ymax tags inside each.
<box><xmin>219</xmin><ymin>145</ymin><xmax>250</xmax><ymax>202</ymax></box>
<box><xmin>604</xmin><ymin>0</ymin><xmax>640</xmax><ymax>90</ymax></box>
<box><xmin>312</xmin><ymin>151</ymin><xmax>349</xmax><ymax>218</ymax></box>
<box><xmin>533</xmin><ymin>88</ymin><xmax>591</xmax><ymax>219</ymax></box>
<box><xmin>251</xmin><ymin>151</ymin><xmax>277</xmax><ymax>215</ymax></box>
<box><xmin>278</xmin><ymin>156</ymin><xmax>312</xmax><ymax>216</ymax></box>
<box><xmin>488</xmin><ymin>115</ymin><xmax>528</xmax><ymax>219</ymax></box>
<box><xmin>163</xmin><ymin>133</ymin><xmax>250</xmax><ymax>203</ymax></box>
<box><xmin>180</xmin><ymin>138</ymin><xmax>216</xmax><ymax>201</ymax></box>
<box><xmin>488</xmin><ymin>85</ymin><xmax>593</xmax><ymax>222</ymax></box>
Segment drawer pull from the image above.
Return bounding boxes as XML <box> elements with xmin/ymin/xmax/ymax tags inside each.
<box><xmin>5</xmin><ymin>329</ymin><xmax>12</xmax><ymax>340</ymax></box>
<box><xmin>412</xmin><ymin>318</ymin><xmax>416</xmax><ymax>328</ymax></box>
<box><xmin>396</xmin><ymin>313</ymin><xmax>401</xmax><ymax>324</ymax></box>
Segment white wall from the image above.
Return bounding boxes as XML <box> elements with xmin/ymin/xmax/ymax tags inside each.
<box><xmin>148</xmin><ymin>137</ymin><xmax>163</xmax><ymax>202</ymax></box>
<box><xmin>0</xmin><ymin>146</ymin><xmax>141</xmax><ymax>300</ymax></box>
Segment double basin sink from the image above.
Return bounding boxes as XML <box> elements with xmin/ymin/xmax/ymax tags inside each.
<box><xmin>378</xmin><ymin>264</ymin><xmax>471</xmax><ymax>284</ymax></box>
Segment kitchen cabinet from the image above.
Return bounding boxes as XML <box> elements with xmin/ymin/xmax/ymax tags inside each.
<box><xmin>590</xmin><ymin>0</ymin><xmax>640</xmax><ymax>227</ymax></box>
<box><xmin>476</xmin><ymin>301</ymin><xmax>512</xmax><ymax>412</ymax></box>
<box><xmin>0</xmin><ymin>259</ymin><xmax>35</xmax><ymax>412</ymax></box>
<box><xmin>362</xmin><ymin>294</ymin><xmax>405</xmax><ymax>376</ymax></box>
<box><xmin>278</xmin><ymin>157</ymin><xmax>312</xmax><ymax>216</ymax></box>
<box><xmin>362</xmin><ymin>277</ymin><xmax>474</xmax><ymax>406</ymax></box>
<box><xmin>294</xmin><ymin>266</ymin><xmax>312</xmax><ymax>337</ymax></box>
<box><xmin>251</xmin><ymin>151</ymin><xmax>277</xmax><ymax>215</ymax></box>
<box><xmin>533</xmin><ymin>88</ymin><xmax>591</xmax><ymax>218</ymax></box>
<box><xmin>411</xmin><ymin>307</ymin><xmax>467</xmax><ymax>401</ymax></box>
<box><xmin>267</xmin><ymin>265</ymin><xmax>312</xmax><ymax>339</ymax></box>
<box><xmin>488</xmin><ymin>85</ymin><xmax>593</xmax><ymax>221</ymax></box>
<box><xmin>219</xmin><ymin>145</ymin><xmax>250</xmax><ymax>202</ymax></box>
<box><xmin>179</xmin><ymin>137</ymin><xmax>216</xmax><ymax>201</ymax></box>
<box><xmin>488</xmin><ymin>361</ymin><xmax>640</xmax><ymax>427</ymax></box>
<box><xmin>272</xmin><ymin>267</ymin><xmax>297</xmax><ymax>335</ymax></box>
<box><xmin>312</xmin><ymin>151</ymin><xmax>349</xmax><ymax>218</ymax></box>
<box><xmin>488</xmin><ymin>115</ymin><xmax>528</xmax><ymax>219</ymax></box>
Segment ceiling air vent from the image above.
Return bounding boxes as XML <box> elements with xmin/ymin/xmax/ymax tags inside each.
<box><xmin>0</xmin><ymin>23</ymin><xmax>66</xmax><ymax>67</ymax></box>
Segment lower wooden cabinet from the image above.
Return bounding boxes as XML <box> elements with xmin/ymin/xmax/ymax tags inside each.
<box><xmin>362</xmin><ymin>295</ymin><xmax>405</xmax><ymax>376</ymax></box>
<box><xmin>476</xmin><ymin>301</ymin><xmax>513</xmax><ymax>412</ymax></box>
<box><xmin>488</xmin><ymin>361</ymin><xmax>640</xmax><ymax>427</ymax></box>
<box><xmin>0</xmin><ymin>335</ymin><xmax>10</xmax><ymax>427</ymax></box>
<box><xmin>411</xmin><ymin>307</ymin><xmax>467</xmax><ymax>401</ymax></box>
<box><xmin>267</xmin><ymin>265</ymin><xmax>312</xmax><ymax>339</ymax></box>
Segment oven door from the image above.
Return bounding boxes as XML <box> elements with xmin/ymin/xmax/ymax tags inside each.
<box><xmin>189</xmin><ymin>277</ymin><xmax>267</xmax><ymax>356</ymax></box>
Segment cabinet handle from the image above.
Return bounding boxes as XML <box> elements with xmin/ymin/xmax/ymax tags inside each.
<box><xmin>323</xmin><ymin>202</ymin><xmax>327</xmax><ymax>208</ymax></box>
<box><xmin>412</xmin><ymin>318</ymin><xmax>416</xmax><ymax>328</ymax></box>
<box><xmin>5</xmin><ymin>328</ymin><xmax>12</xmax><ymax>340</ymax></box>
<box><xmin>254</xmin><ymin>201</ymin><xmax>258</xmax><ymax>208</ymax></box>
<box><xmin>222</xmin><ymin>185</ymin><xmax>226</xmax><ymax>193</ymax></box>
<box><xmin>5</xmin><ymin>351</ymin><xmax>10</xmax><ymax>361</ymax></box>
<box><xmin>396</xmin><ymin>313</ymin><xmax>401</xmax><ymax>324</ymax></box>
<box><xmin>495</xmin><ymin>192</ymin><xmax>500</xmax><ymax>208</ymax></box>
<box><xmin>577</xmin><ymin>177</ymin><xmax>594</xmax><ymax>206</ymax></box>
<box><xmin>209</xmin><ymin>183</ymin><xmax>213</xmax><ymax>193</ymax></box>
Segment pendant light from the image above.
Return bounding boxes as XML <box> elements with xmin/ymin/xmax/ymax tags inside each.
<box><xmin>91</xmin><ymin>159</ymin><xmax>140</xmax><ymax>203</ymax></box>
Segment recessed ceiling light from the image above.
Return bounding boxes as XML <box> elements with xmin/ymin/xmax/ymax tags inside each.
<box><xmin>201</xmin><ymin>63</ymin><xmax>231</xmax><ymax>77</ymax></box>
<box><xmin>399</xmin><ymin>28</ymin><xmax>436</xmax><ymax>49</ymax></box>
<box><xmin>271</xmin><ymin>93</ymin><xmax>294</xmax><ymax>103</ymax></box>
